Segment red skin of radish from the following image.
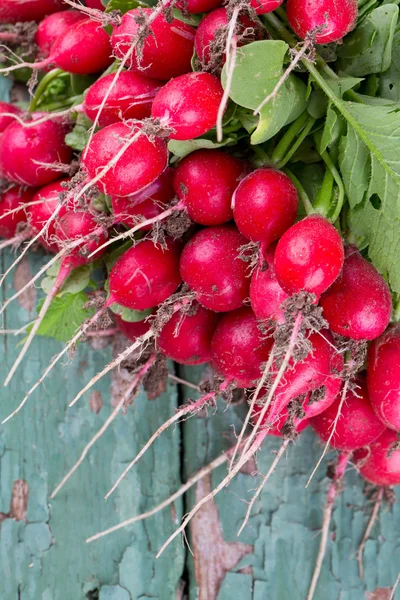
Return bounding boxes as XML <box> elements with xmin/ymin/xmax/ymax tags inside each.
<box><xmin>180</xmin><ymin>224</ymin><xmax>250</xmax><ymax>312</ymax></box>
<box><xmin>286</xmin><ymin>0</ymin><xmax>358</xmax><ymax>44</ymax></box>
<box><xmin>176</xmin><ymin>0</ymin><xmax>222</xmax><ymax>14</ymax></box>
<box><xmin>81</xmin><ymin>121</ymin><xmax>168</xmax><ymax>198</ymax></box>
<box><xmin>34</xmin><ymin>19</ymin><xmax>113</xmax><ymax>74</ymax></box>
<box><xmin>310</xmin><ymin>378</ymin><xmax>386</xmax><ymax>452</ymax></box>
<box><xmin>367</xmin><ymin>325</ymin><xmax>400</xmax><ymax>432</ymax></box>
<box><xmin>86</xmin><ymin>0</ymin><xmax>105</xmax><ymax>10</ymax></box>
<box><xmin>158</xmin><ymin>303</ymin><xmax>220</xmax><ymax>365</ymax></box>
<box><xmin>194</xmin><ymin>8</ymin><xmax>262</xmax><ymax>65</ymax></box>
<box><xmin>112</xmin><ymin>168</ymin><xmax>174</xmax><ymax>229</ymax></box>
<box><xmin>0</xmin><ymin>186</ymin><xmax>32</xmax><ymax>238</ymax></box>
<box><xmin>250</xmin><ymin>0</ymin><xmax>283</xmax><ymax>16</ymax></box>
<box><xmin>252</xmin><ymin>404</ymin><xmax>309</xmax><ymax>437</ymax></box>
<box><xmin>173</xmin><ymin>150</ymin><xmax>247</xmax><ymax>226</ymax></box>
<box><xmin>250</xmin><ymin>245</ymin><xmax>288</xmax><ymax>324</ymax></box>
<box><xmin>108</xmin><ymin>239</ymin><xmax>182</xmax><ymax>311</ymax></box>
<box><xmin>320</xmin><ymin>246</ymin><xmax>392</xmax><ymax>341</ymax></box>
<box><xmin>112</xmin><ymin>9</ymin><xmax>195</xmax><ymax>81</ymax></box>
<box><xmin>151</xmin><ymin>72</ymin><xmax>224</xmax><ymax>141</ymax></box>
<box><xmin>0</xmin><ymin>0</ymin><xmax>65</xmax><ymax>23</ymax></box>
<box><xmin>54</xmin><ymin>210</ymin><xmax>107</xmax><ymax>269</ymax></box>
<box><xmin>83</xmin><ymin>72</ymin><xmax>163</xmax><ymax>127</ymax></box>
<box><xmin>354</xmin><ymin>429</ymin><xmax>400</xmax><ymax>487</ymax></box>
<box><xmin>114</xmin><ymin>313</ymin><xmax>152</xmax><ymax>341</ymax></box>
<box><xmin>274</xmin><ymin>215</ymin><xmax>344</xmax><ymax>298</ymax></box>
<box><xmin>233</xmin><ymin>168</ymin><xmax>298</xmax><ymax>249</ymax></box>
<box><xmin>0</xmin><ymin>116</ymin><xmax>72</xmax><ymax>187</ymax></box>
<box><xmin>211</xmin><ymin>307</ymin><xmax>273</xmax><ymax>388</ymax></box>
<box><xmin>28</xmin><ymin>180</ymin><xmax>66</xmax><ymax>252</ymax></box>
<box><xmin>0</xmin><ymin>102</ymin><xmax>22</xmax><ymax>133</ymax></box>
<box><xmin>35</xmin><ymin>11</ymin><xmax>86</xmax><ymax>58</ymax></box>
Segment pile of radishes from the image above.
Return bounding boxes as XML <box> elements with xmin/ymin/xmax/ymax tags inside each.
<box><xmin>1</xmin><ymin>0</ymin><xmax>399</xmax><ymax>596</ymax></box>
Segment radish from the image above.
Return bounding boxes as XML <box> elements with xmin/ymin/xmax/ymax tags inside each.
<box><xmin>81</xmin><ymin>121</ymin><xmax>168</xmax><ymax>197</ymax></box>
<box><xmin>233</xmin><ymin>168</ymin><xmax>298</xmax><ymax>251</ymax></box>
<box><xmin>0</xmin><ymin>186</ymin><xmax>32</xmax><ymax>246</ymax></box>
<box><xmin>158</xmin><ymin>303</ymin><xmax>220</xmax><ymax>365</ymax></box>
<box><xmin>0</xmin><ymin>115</ymin><xmax>72</xmax><ymax>187</ymax></box>
<box><xmin>0</xmin><ymin>101</ymin><xmax>22</xmax><ymax>133</ymax></box>
<box><xmin>250</xmin><ymin>0</ymin><xmax>283</xmax><ymax>16</ymax></box>
<box><xmin>274</xmin><ymin>214</ymin><xmax>344</xmax><ymax>298</ymax></box>
<box><xmin>35</xmin><ymin>10</ymin><xmax>86</xmax><ymax>58</ymax></box>
<box><xmin>108</xmin><ymin>239</ymin><xmax>182</xmax><ymax>311</ymax></box>
<box><xmin>286</xmin><ymin>0</ymin><xmax>358</xmax><ymax>44</ymax></box>
<box><xmin>86</xmin><ymin>0</ymin><xmax>105</xmax><ymax>10</ymax></box>
<box><xmin>320</xmin><ymin>246</ymin><xmax>392</xmax><ymax>341</ymax></box>
<box><xmin>211</xmin><ymin>307</ymin><xmax>273</xmax><ymax>388</ymax></box>
<box><xmin>367</xmin><ymin>325</ymin><xmax>400</xmax><ymax>431</ymax></box>
<box><xmin>27</xmin><ymin>179</ymin><xmax>66</xmax><ymax>252</ymax></box>
<box><xmin>250</xmin><ymin>245</ymin><xmax>288</xmax><ymax>325</ymax></box>
<box><xmin>179</xmin><ymin>224</ymin><xmax>250</xmax><ymax>312</ymax></box>
<box><xmin>355</xmin><ymin>429</ymin><xmax>400</xmax><ymax>486</ymax></box>
<box><xmin>114</xmin><ymin>313</ymin><xmax>153</xmax><ymax>342</ymax></box>
<box><xmin>173</xmin><ymin>150</ymin><xmax>247</xmax><ymax>226</ymax></box>
<box><xmin>310</xmin><ymin>378</ymin><xmax>386</xmax><ymax>452</ymax></box>
<box><xmin>194</xmin><ymin>7</ymin><xmax>262</xmax><ymax>67</ymax></box>
<box><xmin>151</xmin><ymin>72</ymin><xmax>224</xmax><ymax>141</ymax></box>
<box><xmin>0</xmin><ymin>0</ymin><xmax>65</xmax><ymax>23</ymax></box>
<box><xmin>176</xmin><ymin>0</ymin><xmax>222</xmax><ymax>14</ymax></box>
<box><xmin>83</xmin><ymin>71</ymin><xmax>163</xmax><ymax>127</ymax></box>
<box><xmin>111</xmin><ymin>9</ymin><xmax>195</xmax><ymax>81</ymax></box>
<box><xmin>3</xmin><ymin>18</ymin><xmax>112</xmax><ymax>75</ymax></box>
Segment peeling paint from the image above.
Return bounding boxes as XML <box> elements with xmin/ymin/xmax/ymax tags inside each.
<box><xmin>13</xmin><ymin>257</ymin><xmax>36</xmax><ymax>313</ymax></box>
<box><xmin>90</xmin><ymin>391</ymin><xmax>103</xmax><ymax>414</ymax></box>
<box><xmin>9</xmin><ymin>479</ymin><xmax>28</xmax><ymax>521</ymax></box>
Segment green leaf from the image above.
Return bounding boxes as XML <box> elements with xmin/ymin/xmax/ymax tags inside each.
<box><xmin>109</xmin><ymin>303</ymin><xmax>153</xmax><ymax>322</ymax></box>
<box><xmin>222</xmin><ymin>40</ymin><xmax>307</xmax><ymax>144</ymax></box>
<box><xmin>168</xmin><ymin>136</ymin><xmax>238</xmax><ymax>160</ymax></box>
<box><xmin>27</xmin><ymin>292</ymin><xmax>95</xmax><ymax>343</ymax></box>
<box><xmin>106</xmin><ymin>0</ymin><xmax>155</xmax><ymax>11</ymax></box>
<box><xmin>337</xmin><ymin>4</ymin><xmax>399</xmax><ymax>76</ymax></box>
<box><xmin>379</xmin><ymin>29</ymin><xmax>400</xmax><ymax>100</ymax></box>
<box><xmin>320</xmin><ymin>104</ymin><xmax>346</xmax><ymax>153</ymax></box>
<box><xmin>65</xmin><ymin>113</ymin><xmax>92</xmax><ymax>151</ymax></box>
<box><xmin>41</xmin><ymin>264</ymin><xmax>92</xmax><ymax>296</ymax></box>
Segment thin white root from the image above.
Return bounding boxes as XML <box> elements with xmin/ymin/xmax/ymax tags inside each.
<box><xmin>237</xmin><ymin>438</ymin><xmax>290</xmax><ymax>536</ymax></box>
<box><xmin>307</xmin><ymin>452</ymin><xmax>350</xmax><ymax>600</ymax></box>
<box><xmin>168</xmin><ymin>373</ymin><xmax>200</xmax><ymax>391</ymax></box>
<box><xmin>356</xmin><ymin>486</ymin><xmax>384</xmax><ymax>580</ymax></box>
<box><xmin>50</xmin><ymin>353</ymin><xmax>156</xmax><ymax>499</ymax></box>
<box><xmin>86</xmin><ymin>445</ymin><xmax>236</xmax><ymax>544</ymax></box>
<box><xmin>216</xmin><ymin>7</ymin><xmax>239</xmax><ymax>143</ymax></box>
<box><xmin>390</xmin><ymin>572</ymin><xmax>400</xmax><ymax>600</ymax></box>
<box><xmin>105</xmin><ymin>392</ymin><xmax>213</xmax><ymax>500</ymax></box>
<box><xmin>156</xmin><ymin>431</ymin><xmax>266</xmax><ymax>557</ymax></box>
<box><xmin>305</xmin><ymin>377</ymin><xmax>350</xmax><ymax>489</ymax></box>
<box><xmin>68</xmin><ymin>329</ymin><xmax>154</xmax><ymax>408</ymax></box>
<box><xmin>229</xmin><ymin>348</ymin><xmax>275</xmax><ymax>473</ymax></box>
<box><xmin>0</xmin><ymin>234</ymin><xmax>27</xmax><ymax>250</ymax></box>
<box><xmin>1</xmin><ymin>307</ymin><xmax>107</xmax><ymax>424</ymax></box>
<box><xmin>254</xmin><ymin>39</ymin><xmax>312</xmax><ymax>115</ymax></box>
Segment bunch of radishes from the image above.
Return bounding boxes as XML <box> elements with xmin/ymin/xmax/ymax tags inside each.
<box><xmin>0</xmin><ymin>0</ymin><xmax>400</xmax><ymax>595</ymax></box>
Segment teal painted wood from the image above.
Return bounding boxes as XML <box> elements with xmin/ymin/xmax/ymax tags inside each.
<box><xmin>0</xmin><ymin>251</ymin><xmax>185</xmax><ymax>599</ymax></box>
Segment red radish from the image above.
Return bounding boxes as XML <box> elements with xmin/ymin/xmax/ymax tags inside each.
<box><xmin>250</xmin><ymin>0</ymin><xmax>283</xmax><ymax>15</ymax></box>
<box><xmin>320</xmin><ymin>246</ymin><xmax>392</xmax><ymax>341</ymax></box>
<box><xmin>355</xmin><ymin>429</ymin><xmax>400</xmax><ymax>486</ymax></box>
<box><xmin>0</xmin><ymin>0</ymin><xmax>64</xmax><ymax>23</ymax></box>
<box><xmin>158</xmin><ymin>303</ymin><xmax>220</xmax><ymax>365</ymax></box>
<box><xmin>112</xmin><ymin>168</ymin><xmax>175</xmax><ymax>229</ymax></box>
<box><xmin>0</xmin><ymin>102</ymin><xmax>22</xmax><ymax>133</ymax></box>
<box><xmin>0</xmin><ymin>186</ymin><xmax>32</xmax><ymax>238</ymax></box>
<box><xmin>310</xmin><ymin>378</ymin><xmax>386</xmax><ymax>451</ymax></box>
<box><xmin>81</xmin><ymin>121</ymin><xmax>168</xmax><ymax>197</ymax></box>
<box><xmin>54</xmin><ymin>210</ymin><xmax>107</xmax><ymax>269</ymax></box>
<box><xmin>27</xmin><ymin>180</ymin><xmax>66</xmax><ymax>252</ymax></box>
<box><xmin>108</xmin><ymin>239</ymin><xmax>181</xmax><ymax>311</ymax></box>
<box><xmin>286</xmin><ymin>0</ymin><xmax>358</xmax><ymax>44</ymax></box>
<box><xmin>180</xmin><ymin>224</ymin><xmax>250</xmax><ymax>312</ymax></box>
<box><xmin>367</xmin><ymin>325</ymin><xmax>400</xmax><ymax>431</ymax></box>
<box><xmin>250</xmin><ymin>246</ymin><xmax>288</xmax><ymax>324</ymax></box>
<box><xmin>83</xmin><ymin>72</ymin><xmax>163</xmax><ymax>127</ymax></box>
<box><xmin>0</xmin><ymin>115</ymin><xmax>72</xmax><ymax>187</ymax></box>
<box><xmin>274</xmin><ymin>215</ymin><xmax>344</xmax><ymax>298</ymax></box>
<box><xmin>176</xmin><ymin>0</ymin><xmax>222</xmax><ymax>13</ymax></box>
<box><xmin>114</xmin><ymin>313</ymin><xmax>152</xmax><ymax>341</ymax></box>
<box><xmin>233</xmin><ymin>168</ymin><xmax>298</xmax><ymax>250</ymax></box>
<box><xmin>6</xmin><ymin>19</ymin><xmax>112</xmax><ymax>75</ymax></box>
<box><xmin>174</xmin><ymin>150</ymin><xmax>246</xmax><ymax>226</ymax></box>
<box><xmin>35</xmin><ymin>10</ymin><xmax>86</xmax><ymax>58</ymax></box>
<box><xmin>111</xmin><ymin>9</ymin><xmax>195</xmax><ymax>81</ymax></box>
<box><xmin>211</xmin><ymin>307</ymin><xmax>273</xmax><ymax>388</ymax></box>
<box><xmin>86</xmin><ymin>0</ymin><xmax>105</xmax><ymax>10</ymax></box>
<box><xmin>151</xmin><ymin>72</ymin><xmax>224</xmax><ymax>141</ymax></box>
<box><xmin>194</xmin><ymin>8</ymin><xmax>262</xmax><ymax>65</ymax></box>
<box><xmin>252</xmin><ymin>403</ymin><xmax>309</xmax><ymax>437</ymax></box>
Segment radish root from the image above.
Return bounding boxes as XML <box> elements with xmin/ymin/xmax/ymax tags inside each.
<box><xmin>356</xmin><ymin>485</ymin><xmax>384</xmax><ymax>580</ymax></box>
